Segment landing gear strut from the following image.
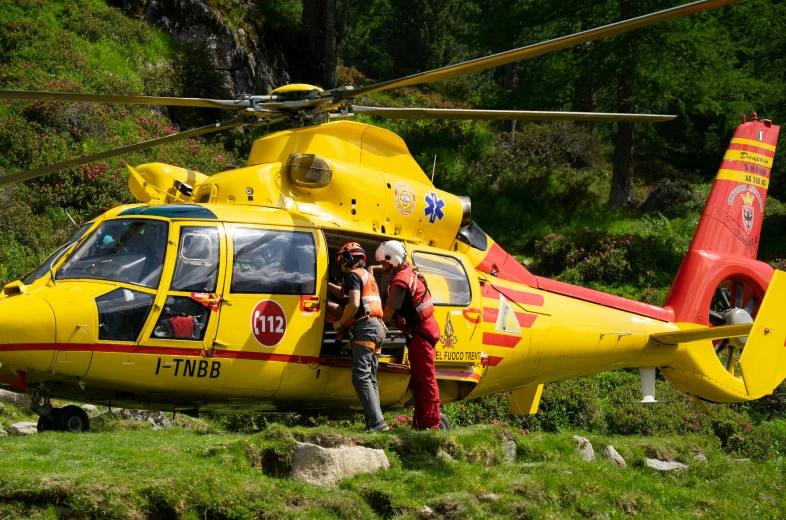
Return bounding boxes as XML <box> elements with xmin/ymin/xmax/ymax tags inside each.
<box><xmin>32</xmin><ymin>394</ymin><xmax>90</xmax><ymax>433</ymax></box>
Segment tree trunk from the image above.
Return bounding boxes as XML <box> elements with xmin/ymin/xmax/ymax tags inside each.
<box><xmin>502</xmin><ymin>59</ymin><xmax>518</xmax><ymax>135</ymax></box>
<box><xmin>300</xmin><ymin>0</ymin><xmax>338</xmax><ymax>89</ymax></box>
<box><xmin>609</xmin><ymin>120</ymin><xmax>635</xmax><ymax>206</ymax></box>
<box><xmin>609</xmin><ymin>0</ymin><xmax>636</xmax><ymax>208</ymax></box>
<box><xmin>571</xmin><ymin>43</ymin><xmax>596</xmax><ymax>130</ymax></box>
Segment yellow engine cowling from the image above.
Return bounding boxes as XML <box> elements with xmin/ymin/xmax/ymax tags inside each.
<box><xmin>127</xmin><ymin>163</ymin><xmax>208</xmax><ymax>203</ymax></box>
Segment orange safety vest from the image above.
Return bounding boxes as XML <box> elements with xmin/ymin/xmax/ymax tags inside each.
<box><xmin>388</xmin><ymin>262</ymin><xmax>434</xmax><ymax>328</ymax></box>
<box><xmin>341</xmin><ymin>268</ymin><xmax>383</xmax><ymax>326</ymax></box>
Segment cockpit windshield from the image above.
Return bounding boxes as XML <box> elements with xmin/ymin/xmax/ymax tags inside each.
<box><xmin>58</xmin><ymin>219</ymin><xmax>169</xmax><ymax>289</ymax></box>
<box><xmin>24</xmin><ymin>222</ymin><xmax>93</xmax><ymax>284</ymax></box>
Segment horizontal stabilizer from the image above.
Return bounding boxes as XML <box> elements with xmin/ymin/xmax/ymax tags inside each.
<box><xmin>651</xmin><ymin>323</ymin><xmax>752</xmax><ymax>346</ymax></box>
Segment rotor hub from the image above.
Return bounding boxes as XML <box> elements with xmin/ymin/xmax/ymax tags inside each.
<box><xmin>722</xmin><ymin>307</ymin><xmax>753</xmax><ymax>347</ymax></box>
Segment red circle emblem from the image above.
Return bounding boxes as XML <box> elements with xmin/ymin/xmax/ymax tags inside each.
<box><xmin>250</xmin><ymin>300</ymin><xmax>287</xmax><ymax>347</ymax></box>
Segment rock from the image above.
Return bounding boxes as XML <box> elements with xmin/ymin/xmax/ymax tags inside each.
<box><xmin>436</xmin><ymin>449</ymin><xmax>454</xmax><ymax>462</ymax></box>
<box><xmin>734</xmin><ymin>458</ymin><xmax>751</xmax><ymax>464</ymax></box>
<box><xmin>502</xmin><ymin>441</ymin><xmax>517</xmax><ymax>463</ymax></box>
<box><xmin>0</xmin><ymin>389</ymin><xmax>30</xmax><ymax>407</ymax></box>
<box><xmin>572</xmin><ymin>436</ymin><xmax>595</xmax><ymax>462</ymax></box>
<box><xmin>639</xmin><ymin>178</ymin><xmax>701</xmax><ymax>217</ymax></box>
<box><xmin>9</xmin><ymin>422</ymin><xmax>38</xmax><ymax>435</ymax></box>
<box><xmin>602</xmin><ymin>445</ymin><xmax>627</xmax><ymax>469</ymax></box>
<box><xmin>693</xmin><ymin>453</ymin><xmax>708</xmax><ymax>463</ymax></box>
<box><xmin>144</xmin><ymin>0</ymin><xmax>290</xmax><ymax>95</ymax></box>
<box><xmin>420</xmin><ymin>505</ymin><xmax>434</xmax><ymax>517</ymax></box>
<box><xmin>0</xmin><ymin>424</ymin><xmax>7</xmax><ymax>437</ymax></box>
<box><xmin>645</xmin><ymin>458</ymin><xmax>688</xmax><ymax>472</ymax></box>
<box><xmin>148</xmin><ymin>414</ymin><xmax>172</xmax><ymax>430</ymax></box>
<box><xmin>81</xmin><ymin>405</ymin><xmax>98</xmax><ymax>415</ymax></box>
<box><xmin>290</xmin><ymin>441</ymin><xmax>390</xmax><ymax>487</ymax></box>
<box><xmin>479</xmin><ymin>493</ymin><xmax>500</xmax><ymax>502</ymax></box>
<box><xmin>111</xmin><ymin>409</ymin><xmax>172</xmax><ymax>429</ymax></box>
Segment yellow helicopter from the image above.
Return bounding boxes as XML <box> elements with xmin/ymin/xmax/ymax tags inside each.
<box><xmin>1</xmin><ymin>0</ymin><xmax>785</xmax><ymax>434</ymax></box>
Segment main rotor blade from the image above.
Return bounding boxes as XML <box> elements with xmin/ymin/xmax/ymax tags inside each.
<box><xmin>340</xmin><ymin>0</ymin><xmax>739</xmax><ymax>99</ymax></box>
<box><xmin>0</xmin><ymin>116</ymin><xmax>247</xmax><ymax>186</ymax></box>
<box><xmin>0</xmin><ymin>90</ymin><xmax>267</xmax><ymax>109</ymax></box>
<box><xmin>352</xmin><ymin>106</ymin><xmax>676</xmax><ymax>122</ymax></box>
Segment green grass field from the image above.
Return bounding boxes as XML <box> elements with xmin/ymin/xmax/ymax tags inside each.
<box><xmin>0</xmin><ymin>412</ymin><xmax>784</xmax><ymax>519</ymax></box>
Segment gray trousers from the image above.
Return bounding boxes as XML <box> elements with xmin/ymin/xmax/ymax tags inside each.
<box><xmin>351</xmin><ymin>344</ymin><xmax>385</xmax><ymax>429</ymax></box>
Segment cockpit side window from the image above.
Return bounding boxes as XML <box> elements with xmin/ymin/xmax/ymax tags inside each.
<box><xmin>170</xmin><ymin>227</ymin><xmax>219</xmax><ymax>292</ymax></box>
<box><xmin>230</xmin><ymin>228</ymin><xmax>316</xmax><ymax>295</ymax></box>
<box><xmin>58</xmin><ymin>219</ymin><xmax>169</xmax><ymax>289</ymax></box>
<box><xmin>411</xmin><ymin>252</ymin><xmax>472</xmax><ymax>306</ymax></box>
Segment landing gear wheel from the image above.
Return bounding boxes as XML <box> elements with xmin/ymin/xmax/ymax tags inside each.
<box><xmin>58</xmin><ymin>405</ymin><xmax>90</xmax><ymax>433</ymax></box>
<box><xmin>709</xmin><ymin>277</ymin><xmax>764</xmax><ymax>376</ymax></box>
<box><xmin>439</xmin><ymin>413</ymin><xmax>451</xmax><ymax>431</ymax></box>
<box><xmin>36</xmin><ymin>411</ymin><xmax>59</xmax><ymax>433</ymax></box>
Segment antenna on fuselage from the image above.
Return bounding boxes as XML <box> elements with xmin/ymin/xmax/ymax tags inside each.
<box><xmin>431</xmin><ymin>154</ymin><xmax>437</xmax><ymax>183</ymax></box>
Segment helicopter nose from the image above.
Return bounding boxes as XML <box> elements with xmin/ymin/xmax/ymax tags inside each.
<box><xmin>0</xmin><ymin>295</ymin><xmax>57</xmax><ymax>373</ymax></box>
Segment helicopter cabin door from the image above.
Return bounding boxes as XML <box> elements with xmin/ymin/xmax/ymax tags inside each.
<box><xmin>214</xmin><ymin>224</ymin><xmax>325</xmax><ymax>400</ymax></box>
<box><xmin>408</xmin><ymin>248</ymin><xmax>484</xmax><ymax>400</ymax></box>
<box><xmin>132</xmin><ymin>222</ymin><xmax>227</xmax><ymax>398</ymax></box>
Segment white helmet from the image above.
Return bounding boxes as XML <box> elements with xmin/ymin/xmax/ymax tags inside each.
<box><xmin>376</xmin><ymin>240</ymin><xmax>407</xmax><ymax>267</ymax></box>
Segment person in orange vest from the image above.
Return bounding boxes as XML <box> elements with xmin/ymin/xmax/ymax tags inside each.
<box><xmin>375</xmin><ymin>240</ymin><xmax>442</xmax><ymax>430</ymax></box>
<box><xmin>328</xmin><ymin>242</ymin><xmax>391</xmax><ymax>433</ymax></box>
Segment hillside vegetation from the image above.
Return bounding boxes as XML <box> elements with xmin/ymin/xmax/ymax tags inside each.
<box><xmin>1</xmin><ymin>2</ymin><xmax>786</xmax><ymax>517</ymax></box>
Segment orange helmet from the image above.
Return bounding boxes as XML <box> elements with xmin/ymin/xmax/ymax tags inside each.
<box><xmin>336</xmin><ymin>242</ymin><xmax>366</xmax><ymax>268</ymax></box>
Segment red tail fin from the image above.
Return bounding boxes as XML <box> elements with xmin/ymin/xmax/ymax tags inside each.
<box><xmin>664</xmin><ymin>115</ymin><xmax>778</xmax><ymax>324</ymax></box>
<box><xmin>689</xmin><ymin>115</ymin><xmax>779</xmax><ymax>258</ymax></box>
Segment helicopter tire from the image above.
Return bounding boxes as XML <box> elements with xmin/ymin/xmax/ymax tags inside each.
<box><xmin>58</xmin><ymin>405</ymin><xmax>90</xmax><ymax>433</ymax></box>
<box><xmin>438</xmin><ymin>413</ymin><xmax>451</xmax><ymax>431</ymax></box>
<box><xmin>36</xmin><ymin>409</ymin><xmax>62</xmax><ymax>433</ymax></box>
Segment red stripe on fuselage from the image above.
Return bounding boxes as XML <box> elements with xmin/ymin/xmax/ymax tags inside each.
<box><xmin>482</xmin><ymin>307</ymin><xmax>537</xmax><ymax>328</ymax></box>
<box><xmin>485</xmin><ymin>355</ymin><xmax>504</xmax><ymax>367</ymax></box>
<box><xmin>480</xmin><ymin>283</ymin><xmax>544</xmax><ymax>307</ymax></box>
<box><xmin>0</xmin><ymin>344</ymin><xmax>407</xmax><ymax>374</ymax></box>
<box><xmin>481</xmin><ymin>333</ymin><xmax>521</xmax><ymax>348</ymax></box>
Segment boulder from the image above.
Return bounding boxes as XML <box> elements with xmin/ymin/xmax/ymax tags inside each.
<box><xmin>602</xmin><ymin>445</ymin><xmax>627</xmax><ymax>469</ymax></box>
<box><xmin>693</xmin><ymin>453</ymin><xmax>708</xmax><ymax>464</ymax></box>
<box><xmin>645</xmin><ymin>458</ymin><xmax>687</xmax><ymax>472</ymax></box>
<box><xmin>572</xmin><ymin>436</ymin><xmax>595</xmax><ymax>462</ymax></box>
<box><xmin>502</xmin><ymin>440</ymin><xmax>517</xmax><ymax>463</ymax></box>
<box><xmin>290</xmin><ymin>441</ymin><xmax>390</xmax><ymax>487</ymax></box>
<box><xmin>81</xmin><ymin>404</ymin><xmax>98</xmax><ymax>415</ymax></box>
<box><xmin>144</xmin><ymin>0</ymin><xmax>290</xmax><ymax>95</ymax></box>
<box><xmin>9</xmin><ymin>422</ymin><xmax>38</xmax><ymax>435</ymax></box>
<box><xmin>0</xmin><ymin>389</ymin><xmax>29</xmax><ymax>407</ymax></box>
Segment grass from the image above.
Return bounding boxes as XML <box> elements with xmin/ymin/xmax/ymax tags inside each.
<box><xmin>0</xmin><ymin>412</ymin><xmax>784</xmax><ymax>519</ymax></box>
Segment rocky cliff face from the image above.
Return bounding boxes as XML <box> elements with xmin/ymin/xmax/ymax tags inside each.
<box><xmin>130</xmin><ymin>0</ymin><xmax>291</xmax><ymax>95</ymax></box>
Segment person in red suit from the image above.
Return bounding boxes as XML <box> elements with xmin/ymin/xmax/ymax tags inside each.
<box><xmin>375</xmin><ymin>240</ymin><xmax>441</xmax><ymax>429</ymax></box>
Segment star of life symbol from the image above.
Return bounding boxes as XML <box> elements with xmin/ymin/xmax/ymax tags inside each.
<box><xmin>424</xmin><ymin>191</ymin><xmax>445</xmax><ymax>224</ymax></box>
<box><xmin>495</xmin><ymin>294</ymin><xmax>521</xmax><ymax>335</ymax></box>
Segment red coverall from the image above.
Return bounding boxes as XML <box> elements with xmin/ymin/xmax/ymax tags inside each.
<box><xmin>386</xmin><ymin>262</ymin><xmax>441</xmax><ymax>429</ymax></box>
